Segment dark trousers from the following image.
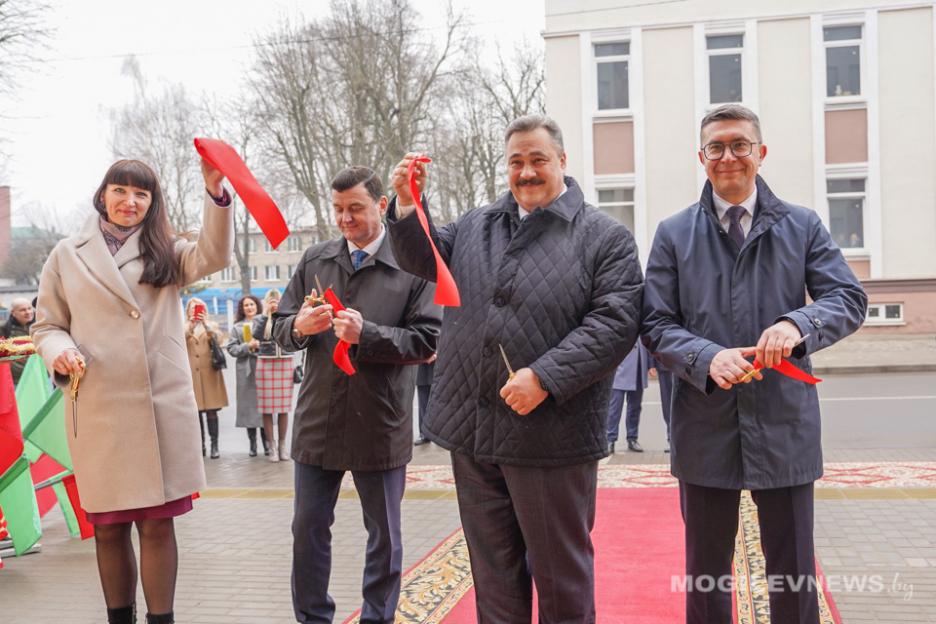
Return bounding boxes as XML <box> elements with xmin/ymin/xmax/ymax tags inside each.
<box><xmin>292</xmin><ymin>462</ymin><xmax>406</xmax><ymax>624</ymax></box>
<box><xmin>416</xmin><ymin>384</ymin><xmax>430</xmax><ymax>439</ymax></box>
<box><xmin>679</xmin><ymin>481</ymin><xmax>820</xmax><ymax>624</ymax></box>
<box><xmin>657</xmin><ymin>369</ymin><xmax>673</xmax><ymax>442</ymax></box>
<box><xmin>451</xmin><ymin>452</ymin><xmax>597</xmax><ymax>624</ymax></box>
<box><xmin>606</xmin><ymin>386</ymin><xmax>643</xmax><ymax>443</ymax></box>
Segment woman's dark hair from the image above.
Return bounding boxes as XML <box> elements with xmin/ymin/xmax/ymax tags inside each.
<box><xmin>234</xmin><ymin>294</ymin><xmax>263</xmax><ymax>324</ymax></box>
<box><xmin>93</xmin><ymin>159</ymin><xmax>180</xmax><ymax>287</ymax></box>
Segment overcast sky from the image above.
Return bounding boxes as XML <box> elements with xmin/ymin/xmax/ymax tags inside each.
<box><xmin>0</xmin><ymin>0</ymin><xmax>545</xmax><ymax>228</ymax></box>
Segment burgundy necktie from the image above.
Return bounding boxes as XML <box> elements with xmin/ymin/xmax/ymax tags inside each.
<box><xmin>726</xmin><ymin>205</ymin><xmax>746</xmax><ymax>249</ymax></box>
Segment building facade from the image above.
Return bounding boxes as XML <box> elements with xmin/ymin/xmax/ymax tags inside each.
<box><xmin>544</xmin><ymin>0</ymin><xmax>936</xmax><ymax>333</ymax></box>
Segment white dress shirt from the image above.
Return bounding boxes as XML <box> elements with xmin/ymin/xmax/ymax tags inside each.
<box><xmin>712</xmin><ymin>188</ymin><xmax>758</xmax><ymax>237</ymax></box>
<box><xmin>516</xmin><ymin>183</ymin><xmax>568</xmax><ymax>221</ymax></box>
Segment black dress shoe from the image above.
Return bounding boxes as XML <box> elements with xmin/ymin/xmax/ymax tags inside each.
<box><xmin>609</xmin><ymin>442</ymin><xmax>615</xmax><ymax>454</ymax></box>
<box><xmin>414</xmin><ymin>437</ymin><xmax>429</xmax><ymax>446</ymax></box>
<box><xmin>627</xmin><ymin>439</ymin><xmax>644</xmax><ymax>452</ymax></box>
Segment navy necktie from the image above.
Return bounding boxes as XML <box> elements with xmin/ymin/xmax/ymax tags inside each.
<box><xmin>351</xmin><ymin>249</ymin><xmax>368</xmax><ymax>270</ymax></box>
<box><xmin>725</xmin><ymin>205</ymin><xmax>746</xmax><ymax>249</ymax></box>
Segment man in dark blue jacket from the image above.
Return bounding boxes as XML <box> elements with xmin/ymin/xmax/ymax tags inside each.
<box><xmin>642</xmin><ymin>104</ymin><xmax>867</xmax><ymax>624</ymax></box>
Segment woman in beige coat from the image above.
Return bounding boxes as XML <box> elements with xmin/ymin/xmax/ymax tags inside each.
<box><xmin>184</xmin><ymin>297</ymin><xmax>229</xmax><ymax>459</ymax></box>
<box><xmin>31</xmin><ymin>159</ymin><xmax>233</xmax><ymax>624</ymax></box>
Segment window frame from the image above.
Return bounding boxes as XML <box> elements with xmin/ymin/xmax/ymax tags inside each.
<box><xmin>595</xmin><ymin>182</ymin><xmax>636</xmax><ymax>232</ymax></box>
<box><xmin>593</xmin><ymin>39</ymin><xmax>631</xmax><ymax>116</ymax></box>
<box><xmin>823</xmin><ymin>22</ymin><xmax>864</xmax><ymax>103</ymax></box>
<box><xmin>220</xmin><ymin>266</ymin><xmax>237</xmax><ymax>283</ymax></box>
<box><xmin>865</xmin><ymin>302</ymin><xmax>904</xmax><ymax>326</ymax></box>
<box><xmin>264</xmin><ymin>264</ymin><xmax>280</xmax><ymax>281</ymax></box>
<box><xmin>705</xmin><ymin>32</ymin><xmax>745</xmax><ymax>106</ymax></box>
<box><xmin>826</xmin><ymin>173</ymin><xmax>868</xmax><ymax>254</ymax></box>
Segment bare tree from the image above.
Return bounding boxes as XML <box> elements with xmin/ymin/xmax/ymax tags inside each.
<box><xmin>109</xmin><ymin>56</ymin><xmax>206</xmax><ymax>233</ymax></box>
<box><xmin>0</xmin><ymin>0</ymin><xmax>50</xmax><ymax>95</ymax></box>
<box><xmin>250</xmin><ymin>0</ymin><xmax>467</xmax><ymax>241</ymax></box>
<box><xmin>0</xmin><ymin>201</ymin><xmax>65</xmax><ymax>285</ymax></box>
<box><xmin>430</xmin><ymin>40</ymin><xmax>545</xmax><ymax>220</ymax></box>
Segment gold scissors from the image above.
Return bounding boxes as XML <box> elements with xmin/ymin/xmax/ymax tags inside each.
<box><xmin>305</xmin><ymin>275</ymin><xmax>330</xmax><ymax>306</ymax></box>
<box><xmin>739</xmin><ymin>333</ymin><xmax>810</xmax><ymax>383</ymax></box>
<box><xmin>498</xmin><ymin>343</ymin><xmax>516</xmax><ymax>381</ymax></box>
<box><xmin>69</xmin><ymin>356</ymin><xmax>86</xmax><ymax>437</ymax></box>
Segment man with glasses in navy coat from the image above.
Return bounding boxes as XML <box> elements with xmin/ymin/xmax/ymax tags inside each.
<box><xmin>642</xmin><ymin>104</ymin><xmax>866</xmax><ymax>624</ymax></box>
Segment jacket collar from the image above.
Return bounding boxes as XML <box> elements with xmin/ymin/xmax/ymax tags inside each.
<box><xmin>319</xmin><ymin>227</ymin><xmax>400</xmax><ymax>274</ymax></box>
<box><xmin>74</xmin><ymin>213</ymin><xmax>139</xmax><ymax>309</ymax></box>
<box><xmin>486</xmin><ymin>176</ymin><xmax>585</xmax><ymax>223</ymax></box>
<box><xmin>699</xmin><ymin>175</ymin><xmax>790</xmax><ymax>247</ymax></box>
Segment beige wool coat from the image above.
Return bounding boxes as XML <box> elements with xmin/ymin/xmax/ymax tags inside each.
<box><xmin>31</xmin><ymin>195</ymin><xmax>233</xmax><ymax>513</ymax></box>
<box><xmin>185</xmin><ymin>324</ymin><xmax>229</xmax><ymax>411</ymax></box>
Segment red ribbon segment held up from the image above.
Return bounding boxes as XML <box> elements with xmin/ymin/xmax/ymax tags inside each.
<box><xmin>752</xmin><ymin>358</ymin><xmax>822</xmax><ymax>384</ymax></box>
<box><xmin>194</xmin><ymin>138</ymin><xmax>290</xmax><ymax>249</ymax></box>
<box><xmin>407</xmin><ymin>157</ymin><xmax>460</xmax><ymax>307</ymax></box>
<box><xmin>323</xmin><ymin>289</ymin><xmax>356</xmax><ymax>376</ymax></box>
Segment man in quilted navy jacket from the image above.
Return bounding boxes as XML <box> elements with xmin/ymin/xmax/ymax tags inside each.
<box><xmin>389</xmin><ymin>115</ymin><xmax>643</xmax><ymax>622</ymax></box>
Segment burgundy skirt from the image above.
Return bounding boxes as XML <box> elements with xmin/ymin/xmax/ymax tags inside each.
<box><xmin>86</xmin><ymin>496</ymin><xmax>194</xmax><ymax>525</ymax></box>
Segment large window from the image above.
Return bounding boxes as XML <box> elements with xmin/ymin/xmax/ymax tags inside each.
<box><xmin>597</xmin><ymin>188</ymin><xmax>635</xmax><ymax>232</ymax></box>
<box><xmin>249</xmin><ymin>266</ymin><xmax>258</xmax><ymax>281</ymax></box>
<box><xmin>287</xmin><ymin>236</ymin><xmax>302</xmax><ymax>252</ymax></box>
<box><xmin>220</xmin><ymin>266</ymin><xmax>237</xmax><ymax>282</ymax></box>
<box><xmin>595</xmin><ymin>42</ymin><xmax>630</xmax><ymax>111</ymax></box>
<box><xmin>707</xmin><ymin>34</ymin><xmax>743</xmax><ymax>104</ymax></box>
<box><xmin>824</xmin><ymin>25</ymin><xmax>862</xmax><ymax>98</ymax></box>
<box><xmin>265</xmin><ymin>265</ymin><xmax>280</xmax><ymax>281</ymax></box>
<box><xmin>827</xmin><ymin>178</ymin><xmax>865</xmax><ymax>249</ymax></box>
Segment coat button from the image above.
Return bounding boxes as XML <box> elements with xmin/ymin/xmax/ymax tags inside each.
<box><xmin>482</xmin><ymin>346</ymin><xmax>492</xmax><ymax>357</ymax></box>
<box><xmin>493</xmin><ymin>296</ymin><xmax>506</xmax><ymax>307</ymax></box>
<box><xmin>129</xmin><ymin>310</ymin><xmax>140</xmax><ymax>319</ymax></box>
<box><xmin>479</xmin><ymin>396</ymin><xmax>489</xmax><ymax>408</ymax></box>
<box><xmin>685</xmin><ymin>352</ymin><xmax>696</xmax><ymax>363</ymax></box>
<box><xmin>812</xmin><ymin>318</ymin><xmax>822</xmax><ymax>327</ymax></box>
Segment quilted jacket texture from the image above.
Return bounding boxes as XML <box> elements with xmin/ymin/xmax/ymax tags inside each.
<box><xmin>388</xmin><ymin>177</ymin><xmax>644</xmax><ymax>466</ymax></box>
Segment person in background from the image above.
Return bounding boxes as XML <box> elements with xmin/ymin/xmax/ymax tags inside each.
<box><xmin>184</xmin><ymin>297</ymin><xmax>229</xmax><ymax>459</ymax></box>
<box><xmin>32</xmin><ymin>157</ymin><xmax>234</xmax><ymax>624</ymax></box>
<box><xmin>414</xmin><ymin>354</ymin><xmax>436</xmax><ymax>446</ymax></box>
<box><xmin>650</xmin><ymin>355</ymin><xmax>674</xmax><ymax>453</ymax></box>
<box><xmin>1</xmin><ymin>297</ymin><xmax>36</xmax><ymax>385</ymax></box>
<box><xmin>225</xmin><ymin>294</ymin><xmax>270</xmax><ymax>457</ymax></box>
<box><xmin>254</xmin><ymin>288</ymin><xmax>292</xmax><ymax>462</ymax></box>
<box><xmin>607</xmin><ymin>341</ymin><xmax>650</xmax><ymax>453</ymax></box>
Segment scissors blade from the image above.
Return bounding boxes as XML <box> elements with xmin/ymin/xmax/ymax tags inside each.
<box><xmin>498</xmin><ymin>343</ymin><xmax>515</xmax><ymax>379</ymax></box>
<box><xmin>314</xmin><ymin>274</ymin><xmax>324</xmax><ymax>296</ymax></box>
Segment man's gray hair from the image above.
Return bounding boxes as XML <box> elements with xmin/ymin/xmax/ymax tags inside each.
<box><xmin>700</xmin><ymin>104</ymin><xmax>763</xmax><ymax>145</ymax></box>
<box><xmin>504</xmin><ymin>114</ymin><xmax>565</xmax><ymax>153</ymax></box>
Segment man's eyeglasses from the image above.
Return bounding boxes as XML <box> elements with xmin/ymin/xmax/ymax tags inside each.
<box><xmin>702</xmin><ymin>140</ymin><xmax>760</xmax><ymax>160</ymax></box>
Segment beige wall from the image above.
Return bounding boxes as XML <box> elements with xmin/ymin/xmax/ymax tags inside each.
<box><xmin>545</xmin><ymin>35</ymin><xmax>585</xmax><ymax>185</ymax></box>
<box><xmin>593</xmin><ymin>121</ymin><xmax>635</xmax><ymax>174</ymax></box>
<box><xmin>757</xmin><ymin>17</ymin><xmax>815</xmax><ymax>209</ymax></box>
<box><xmin>643</xmin><ymin>27</ymin><xmax>699</xmax><ymax>226</ymax></box>
<box><xmin>878</xmin><ymin>6</ymin><xmax>936</xmax><ymax>278</ymax></box>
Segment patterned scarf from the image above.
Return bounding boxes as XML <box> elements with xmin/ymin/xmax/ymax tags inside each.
<box><xmin>99</xmin><ymin>216</ymin><xmax>142</xmax><ymax>256</ymax></box>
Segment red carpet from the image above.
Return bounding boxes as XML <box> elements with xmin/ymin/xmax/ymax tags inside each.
<box><xmin>443</xmin><ymin>488</ymin><xmax>684</xmax><ymax>623</ymax></box>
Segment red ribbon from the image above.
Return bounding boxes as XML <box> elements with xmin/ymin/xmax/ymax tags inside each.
<box><xmin>323</xmin><ymin>288</ymin><xmax>356</xmax><ymax>376</ymax></box>
<box><xmin>62</xmin><ymin>474</ymin><xmax>95</xmax><ymax>540</ymax></box>
<box><xmin>194</xmin><ymin>138</ymin><xmax>290</xmax><ymax>249</ymax></box>
<box><xmin>753</xmin><ymin>358</ymin><xmax>822</xmax><ymax>384</ymax></box>
<box><xmin>407</xmin><ymin>156</ymin><xmax>460</xmax><ymax>307</ymax></box>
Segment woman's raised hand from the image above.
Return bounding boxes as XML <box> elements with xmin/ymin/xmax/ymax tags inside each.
<box><xmin>200</xmin><ymin>158</ymin><xmax>225</xmax><ymax>197</ymax></box>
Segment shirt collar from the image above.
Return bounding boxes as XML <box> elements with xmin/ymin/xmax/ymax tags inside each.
<box><xmin>712</xmin><ymin>187</ymin><xmax>758</xmax><ymax>222</ymax></box>
<box><xmin>516</xmin><ymin>183</ymin><xmax>569</xmax><ymax>220</ymax></box>
<box><xmin>346</xmin><ymin>223</ymin><xmax>386</xmax><ymax>258</ymax></box>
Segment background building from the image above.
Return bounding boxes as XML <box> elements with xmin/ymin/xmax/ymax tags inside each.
<box><xmin>544</xmin><ymin>0</ymin><xmax>936</xmax><ymax>333</ymax></box>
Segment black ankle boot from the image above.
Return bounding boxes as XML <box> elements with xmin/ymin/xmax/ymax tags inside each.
<box><xmin>145</xmin><ymin>612</ymin><xmax>174</xmax><ymax>624</ymax></box>
<box><xmin>207</xmin><ymin>415</ymin><xmax>220</xmax><ymax>459</ymax></box>
<box><xmin>247</xmin><ymin>428</ymin><xmax>258</xmax><ymax>457</ymax></box>
<box><xmin>199</xmin><ymin>412</ymin><xmax>206</xmax><ymax>457</ymax></box>
<box><xmin>107</xmin><ymin>604</ymin><xmax>136</xmax><ymax>624</ymax></box>
<box><xmin>261</xmin><ymin>428</ymin><xmax>271</xmax><ymax>456</ymax></box>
